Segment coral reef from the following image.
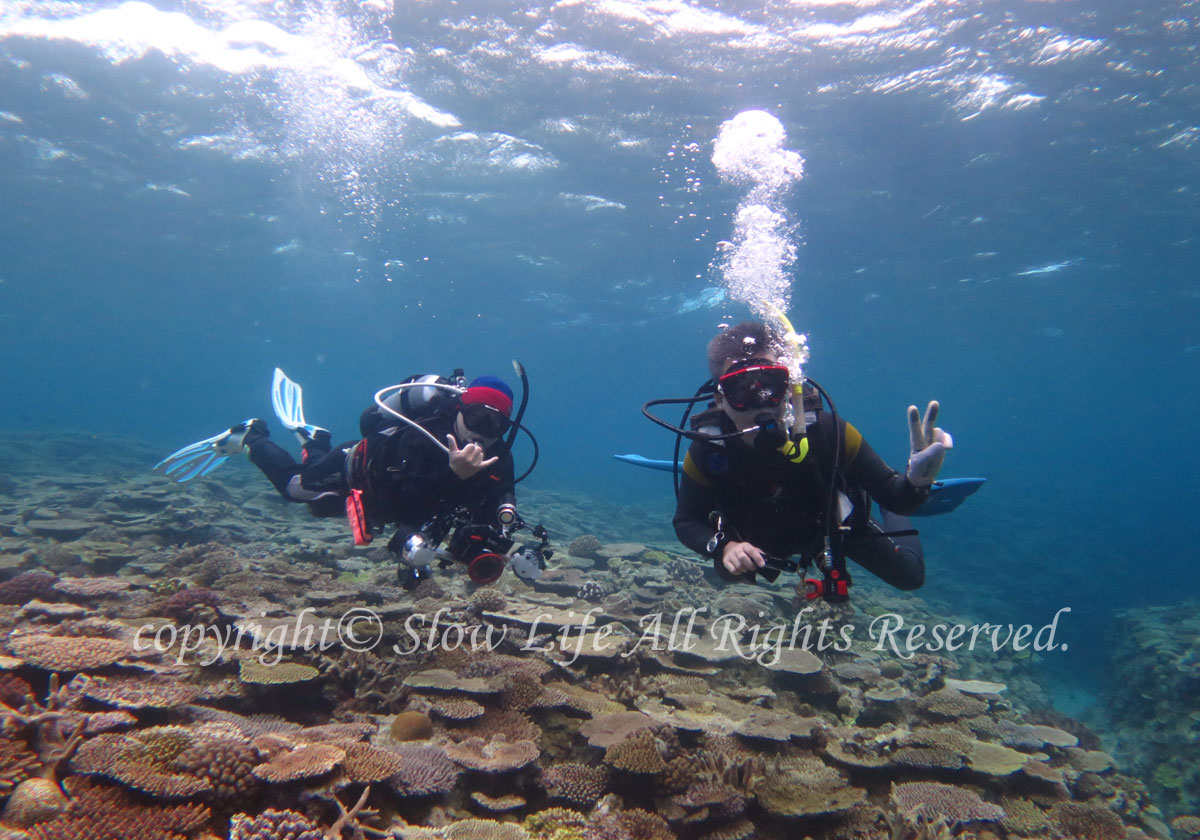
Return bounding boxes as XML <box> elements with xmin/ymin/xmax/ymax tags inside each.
<box><xmin>0</xmin><ymin>454</ymin><xmax>1177</xmax><ymax>839</ymax></box>
<box><xmin>1106</xmin><ymin>603</ymin><xmax>1200</xmax><ymax>818</ymax></box>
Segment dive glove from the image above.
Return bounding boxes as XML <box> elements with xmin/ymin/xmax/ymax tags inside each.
<box><xmin>905</xmin><ymin>401</ymin><xmax>953</xmax><ymax>489</ymax></box>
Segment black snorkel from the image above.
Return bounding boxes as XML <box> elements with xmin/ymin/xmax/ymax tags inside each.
<box><xmin>508</xmin><ymin>360</ymin><xmax>539</xmax><ymax>484</ymax></box>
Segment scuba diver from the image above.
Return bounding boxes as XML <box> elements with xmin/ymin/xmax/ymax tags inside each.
<box><xmin>644</xmin><ymin>321</ymin><xmax>953</xmax><ymax>601</ymax></box>
<box><xmin>155</xmin><ymin>367</ymin><xmax>550</xmax><ymax>590</ymax></box>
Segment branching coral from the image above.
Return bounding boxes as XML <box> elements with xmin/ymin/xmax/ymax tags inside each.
<box><xmin>542</xmin><ymin>763</ymin><xmax>608</xmax><ymax>807</ymax></box>
<box><xmin>173</xmin><ymin>736</ymin><xmax>261</xmax><ymax>804</ymax></box>
<box><xmin>228</xmin><ymin>807</ymin><xmax>324</xmax><ymax>840</ymax></box>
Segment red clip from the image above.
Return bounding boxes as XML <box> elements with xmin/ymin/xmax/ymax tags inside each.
<box><xmin>345</xmin><ymin>488</ymin><xmax>372</xmax><ymax>546</ymax></box>
<box><xmin>803</xmin><ymin>578</ymin><xmax>823</xmax><ymax>600</ymax></box>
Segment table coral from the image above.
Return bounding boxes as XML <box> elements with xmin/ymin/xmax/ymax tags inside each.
<box><xmin>890</xmin><ymin>781</ymin><xmax>1005</xmax><ymax>825</ymax></box>
<box><xmin>26</xmin><ymin>776</ymin><xmax>209</xmax><ymax>840</ymax></box>
<box><xmin>7</xmin><ymin>633</ymin><xmax>128</xmax><ymax>672</ymax></box>
<box><xmin>446</xmin><ymin>735</ymin><xmax>540</xmax><ymax>773</ymax></box>
<box><xmin>387</xmin><ymin>743</ymin><xmax>460</xmax><ymax>796</ymax></box>
<box><xmin>72</xmin><ymin>727</ymin><xmax>214</xmax><ymax>798</ymax></box>
<box><xmin>252</xmin><ymin>742</ymin><xmax>345</xmax><ymax>783</ymax></box>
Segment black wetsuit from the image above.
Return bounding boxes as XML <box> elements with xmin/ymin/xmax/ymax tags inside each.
<box><xmin>246</xmin><ymin>409</ymin><xmax>515</xmax><ymax>542</ymax></box>
<box><xmin>673</xmin><ymin>409</ymin><xmax>928</xmax><ymax>590</ymax></box>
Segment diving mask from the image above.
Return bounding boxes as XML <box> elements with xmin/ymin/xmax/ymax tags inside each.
<box><xmin>718</xmin><ymin>359</ymin><xmax>790</xmax><ymax>412</ymax></box>
<box><xmin>460</xmin><ymin>403</ymin><xmax>511</xmax><ymax>438</ymax></box>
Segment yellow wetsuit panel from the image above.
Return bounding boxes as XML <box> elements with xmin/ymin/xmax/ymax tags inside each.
<box><xmin>682</xmin><ymin>451</ymin><xmax>713</xmax><ymax>488</ymax></box>
<box><xmin>844</xmin><ymin>421</ymin><xmax>863</xmax><ymax>463</ymax></box>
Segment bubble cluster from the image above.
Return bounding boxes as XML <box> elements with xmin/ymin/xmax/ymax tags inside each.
<box><xmin>710</xmin><ymin>110</ymin><xmax>809</xmax><ymax>368</ymax></box>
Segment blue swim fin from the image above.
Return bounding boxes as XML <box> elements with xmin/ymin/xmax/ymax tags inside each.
<box><xmin>613</xmin><ymin>453</ymin><xmax>677</xmax><ymax>472</ymax></box>
<box><xmin>272</xmin><ymin>367</ymin><xmax>327</xmax><ymax>445</ymax></box>
<box><xmin>911</xmin><ymin>477</ymin><xmax>986</xmax><ymax>516</ymax></box>
<box><xmin>153</xmin><ymin>429</ymin><xmax>240</xmax><ymax>482</ymax></box>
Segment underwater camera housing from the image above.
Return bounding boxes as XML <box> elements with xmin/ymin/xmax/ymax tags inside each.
<box><xmin>448</xmin><ymin>523</ymin><xmax>514</xmax><ymax>584</ymax></box>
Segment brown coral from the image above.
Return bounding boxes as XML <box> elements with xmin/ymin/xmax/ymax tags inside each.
<box><xmin>697</xmin><ymin>818</ymin><xmax>755</xmax><ymax>840</ymax></box>
<box><xmin>7</xmin><ymin>634</ymin><xmax>129</xmax><ymax>672</ymax></box>
<box><xmin>591</xmin><ymin>806</ymin><xmax>675</xmax><ymax>840</ymax></box>
<box><xmin>499</xmin><ymin>672</ymin><xmax>545</xmax><ymax>711</ymax></box>
<box><xmin>27</xmin><ymin>776</ymin><xmax>210</xmax><ymax>840</ymax></box>
<box><xmin>1048</xmin><ymin>802</ymin><xmax>1126</xmax><ymax>840</ymax></box>
<box><xmin>228</xmin><ymin>807</ymin><xmax>324</xmax><ymax>840</ymax></box>
<box><xmin>81</xmin><ymin>675</ymin><xmax>200</xmax><ymax>709</ymax></box>
<box><xmin>1000</xmin><ymin>796</ymin><xmax>1050</xmax><ymax>836</ymax></box>
<box><xmin>343</xmin><ymin>743</ymin><xmax>407</xmax><ymax>783</ymax></box>
<box><xmin>542</xmin><ymin>763</ymin><xmax>609</xmax><ymax>806</ymax></box>
<box><xmin>469</xmin><ymin>589</ymin><xmax>507</xmax><ymax>613</ymax></box>
<box><xmin>238</xmin><ymin>660</ymin><xmax>320</xmax><ymax>686</ymax></box>
<box><xmin>0</xmin><ymin>571</ymin><xmax>57</xmax><ymax>605</ymax></box>
<box><xmin>1</xmin><ymin>777</ymin><xmax>68</xmax><ymax>828</ymax></box>
<box><xmin>915</xmin><ymin>688</ymin><xmax>988</xmax><ymax>720</ymax></box>
<box><xmin>457</xmin><ymin>710</ymin><xmax>541</xmax><ymax>744</ymax></box>
<box><xmin>675</xmin><ymin>780</ymin><xmax>747</xmax><ymax>821</ymax></box>
<box><xmin>891</xmin><ymin>781</ymin><xmax>1005</xmax><ymax>825</ymax></box>
<box><xmin>446</xmin><ymin>736</ymin><xmax>539</xmax><ymax>773</ymax></box>
<box><xmin>162</xmin><ymin>587</ymin><xmax>221</xmax><ymax>621</ymax></box>
<box><xmin>0</xmin><ymin>738</ymin><xmax>39</xmax><ymax>796</ymax></box>
<box><xmin>579</xmin><ymin>711</ymin><xmax>656</xmax><ymax>748</ymax></box>
<box><xmin>1173</xmin><ymin>817</ymin><xmax>1200</xmax><ymax>839</ymax></box>
<box><xmin>471</xmin><ymin>792</ymin><xmax>527</xmax><ymax>812</ymax></box>
<box><xmin>252</xmin><ymin>742</ymin><xmax>344</xmax><ymax>783</ymax></box>
<box><xmin>567</xmin><ymin>534</ymin><xmax>603</xmax><ymax>559</ymax></box>
<box><xmin>604</xmin><ymin>732</ymin><xmax>667</xmax><ymax>774</ymax></box>
<box><xmin>173</xmin><ymin>737</ymin><xmax>261</xmax><ymax>804</ymax></box>
<box><xmin>427</xmin><ymin>696</ymin><xmax>486</xmax><ymax>721</ymax></box>
<box><xmin>755</xmin><ymin>761</ymin><xmax>865</xmax><ymax>817</ymax></box>
<box><xmin>72</xmin><ymin>727</ymin><xmax>213</xmax><ymax>798</ymax></box>
<box><xmin>387</xmin><ymin>743</ymin><xmax>460</xmax><ymax>796</ymax></box>
<box><xmin>53</xmin><ymin>577</ymin><xmax>132</xmax><ymax>598</ymax></box>
<box><xmin>389</xmin><ymin>710</ymin><xmax>434</xmax><ymax>741</ymax></box>
<box><xmin>403</xmin><ymin>668</ymin><xmax>497</xmax><ymax>695</ymax></box>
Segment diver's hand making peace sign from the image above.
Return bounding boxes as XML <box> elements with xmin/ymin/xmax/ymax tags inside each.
<box><xmin>446</xmin><ymin>435</ymin><xmax>498</xmax><ymax>480</ymax></box>
<box><xmin>905</xmin><ymin>400</ymin><xmax>953</xmax><ymax>488</ymax></box>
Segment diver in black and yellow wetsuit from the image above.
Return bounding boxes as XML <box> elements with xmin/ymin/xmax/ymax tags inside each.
<box><xmin>671</xmin><ymin>322</ymin><xmax>953</xmax><ymax>592</ymax></box>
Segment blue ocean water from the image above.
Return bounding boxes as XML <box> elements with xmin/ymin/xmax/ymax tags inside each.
<box><xmin>1</xmin><ymin>0</ymin><xmax>1197</xmax><ymax>731</ymax></box>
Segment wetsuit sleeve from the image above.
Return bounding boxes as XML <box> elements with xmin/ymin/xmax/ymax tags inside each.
<box><xmin>673</xmin><ymin>449</ymin><xmax>719</xmax><ymax>551</ymax></box>
<box><xmin>841</xmin><ymin>421</ymin><xmax>928</xmax><ymax>515</ymax></box>
<box><xmin>673</xmin><ymin>447</ymin><xmax>744</xmax><ymax>581</ymax></box>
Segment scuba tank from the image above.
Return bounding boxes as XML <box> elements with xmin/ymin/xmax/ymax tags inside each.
<box><xmin>360</xmin><ymin>369</ymin><xmax>464</xmax><ymax>437</ymax></box>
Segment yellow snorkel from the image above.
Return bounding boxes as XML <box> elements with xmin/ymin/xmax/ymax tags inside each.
<box><xmin>765</xmin><ymin>303</ymin><xmax>811</xmax><ymax>463</ymax></box>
